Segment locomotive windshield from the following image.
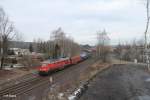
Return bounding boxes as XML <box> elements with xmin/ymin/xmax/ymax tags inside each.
<box><xmin>41</xmin><ymin>63</ymin><xmax>48</xmax><ymax>67</ymax></box>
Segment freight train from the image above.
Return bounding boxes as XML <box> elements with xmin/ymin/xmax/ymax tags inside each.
<box><xmin>38</xmin><ymin>53</ymin><xmax>90</xmax><ymax>75</ymax></box>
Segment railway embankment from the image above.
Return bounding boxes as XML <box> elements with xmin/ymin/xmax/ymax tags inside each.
<box><xmin>47</xmin><ymin>59</ymin><xmax>112</xmax><ymax>100</ymax></box>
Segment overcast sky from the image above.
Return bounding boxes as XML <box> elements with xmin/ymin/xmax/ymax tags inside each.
<box><xmin>0</xmin><ymin>0</ymin><xmax>147</xmax><ymax>45</ymax></box>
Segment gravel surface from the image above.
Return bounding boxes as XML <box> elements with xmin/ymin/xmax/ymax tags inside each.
<box><xmin>0</xmin><ymin>69</ymin><xmax>29</xmax><ymax>85</ymax></box>
<box><xmin>80</xmin><ymin>64</ymin><xmax>150</xmax><ymax>100</ymax></box>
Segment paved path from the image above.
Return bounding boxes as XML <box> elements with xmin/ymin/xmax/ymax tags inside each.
<box><xmin>80</xmin><ymin>64</ymin><xmax>150</xmax><ymax>100</ymax></box>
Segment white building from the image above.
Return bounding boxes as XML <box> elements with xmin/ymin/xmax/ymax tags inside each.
<box><xmin>9</xmin><ymin>48</ymin><xmax>30</xmax><ymax>55</ymax></box>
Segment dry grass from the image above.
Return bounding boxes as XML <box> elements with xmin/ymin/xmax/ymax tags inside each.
<box><xmin>47</xmin><ymin>60</ymin><xmax>111</xmax><ymax>100</ymax></box>
<box><xmin>110</xmin><ymin>59</ymin><xmax>133</xmax><ymax>65</ymax></box>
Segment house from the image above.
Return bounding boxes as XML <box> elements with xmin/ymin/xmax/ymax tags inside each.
<box><xmin>9</xmin><ymin>48</ymin><xmax>30</xmax><ymax>56</ymax></box>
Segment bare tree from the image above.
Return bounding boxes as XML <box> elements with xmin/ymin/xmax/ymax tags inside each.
<box><xmin>96</xmin><ymin>30</ymin><xmax>110</xmax><ymax>62</ymax></box>
<box><xmin>50</xmin><ymin>28</ymin><xmax>80</xmax><ymax>58</ymax></box>
<box><xmin>114</xmin><ymin>39</ymin><xmax>144</xmax><ymax>63</ymax></box>
<box><xmin>34</xmin><ymin>28</ymin><xmax>80</xmax><ymax>59</ymax></box>
<box><xmin>115</xmin><ymin>42</ymin><xmax>124</xmax><ymax>60</ymax></box>
<box><xmin>0</xmin><ymin>7</ymin><xmax>15</xmax><ymax>69</ymax></box>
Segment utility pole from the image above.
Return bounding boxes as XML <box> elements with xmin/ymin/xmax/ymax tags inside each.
<box><xmin>144</xmin><ymin>0</ymin><xmax>150</xmax><ymax>70</ymax></box>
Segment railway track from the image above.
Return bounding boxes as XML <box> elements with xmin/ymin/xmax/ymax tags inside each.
<box><xmin>0</xmin><ymin>72</ymin><xmax>46</xmax><ymax>100</ymax></box>
<box><xmin>0</xmin><ymin>77</ymin><xmax>49</xmax><ymax>100</ymax></box>
<box><xmin>0</xmin><ymin>73</ymin><xmax>38</xmax><ymax>89</ymax></box>
<box><xmin>0</xmin><ymin>58</ymin><xmax>95</xmax><ymax>100</ymax></box>
<box><xmin>0</xmin><ymin>67</ymin><xmax>68</xmax><ymax>99</ymax></box>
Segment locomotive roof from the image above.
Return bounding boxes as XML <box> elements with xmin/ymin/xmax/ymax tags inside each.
<box><xmin>41</xmin><ymin>57</ymin><xmax>70</xmax><ymax>64</ymax></box>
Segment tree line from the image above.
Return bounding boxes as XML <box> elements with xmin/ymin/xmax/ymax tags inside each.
<box><xmin>33</xmin><ymin>28</ymin><xmax>81</xmax><ymax>59</ymax></box>
<box><xmin>0</xmin><ymin>7</ymin><xmax>81</xmax><ymax>69</ymax></box>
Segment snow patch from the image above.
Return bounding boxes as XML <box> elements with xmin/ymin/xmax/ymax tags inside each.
<box><xmin>138</xmin><ymin>95</ymin><xmax>150</xmax><ymax>100</ymax></box>
<box><xmin>68</xmin><ymin>95</ymin><xmax>76</xmax><ymax>100</ymax></box>
<box><xmin>28</xmin><ymin>95</ymin><xmax>36</xmax><ymax>100</ymax></box>
<box><xmin>145</xmin><ymin>78</ymin><xmax>150</xmax><ymax>82</ymax></box>
<box><xmin>58</xmin><ymin>93</ymin><xmax>64</xmax><ymax>99</ymax></box>
<box><xmin>68</xmin><ymin>83</ymin><xmax>88</xmax><ymax>100</ymax></box>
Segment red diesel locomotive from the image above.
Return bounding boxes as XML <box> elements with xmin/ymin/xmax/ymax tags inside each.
<box><xmin>38</xmin><ymin>55</ymin><xmax>81</xmax><ymax>75</ymax></box>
